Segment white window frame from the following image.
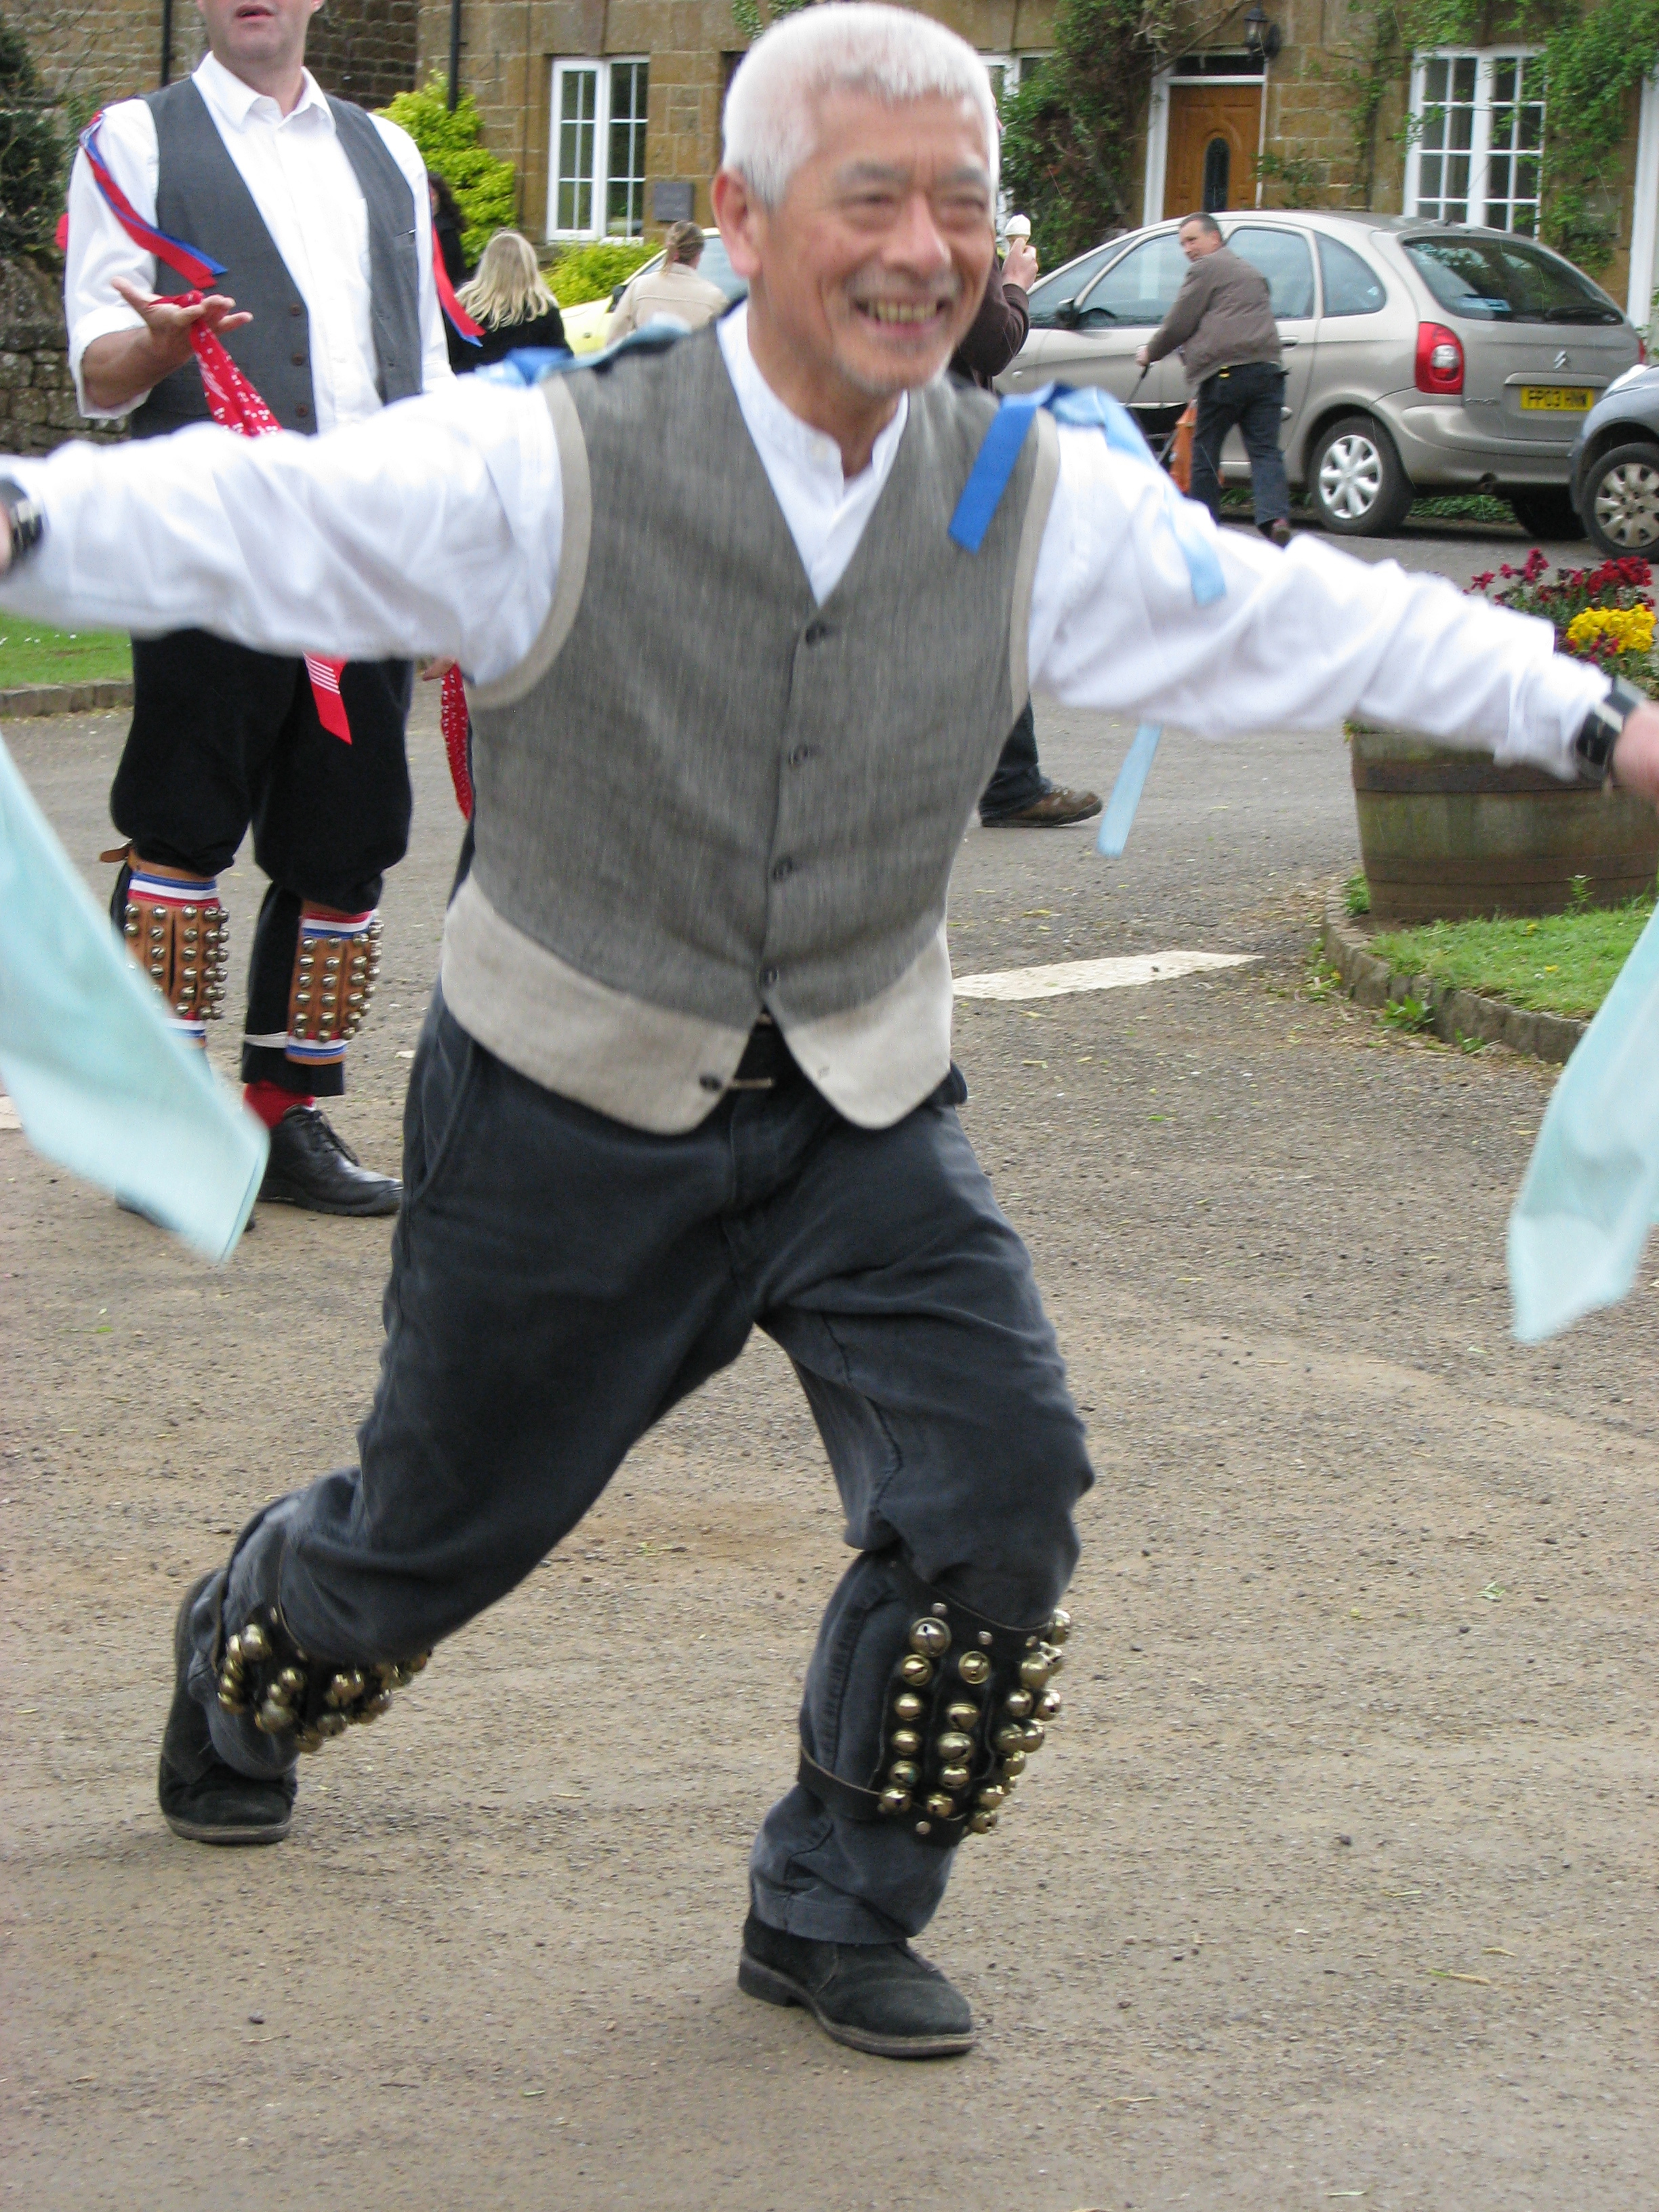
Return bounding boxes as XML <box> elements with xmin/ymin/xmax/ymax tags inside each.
<box><xmin>546</xmin><ymin>56</ymin><xmax>651</xmax><ymax>241</ymax></box>
<box><xmin>1405</xmin><ymin>47</ymin><xmax>1545</xmax><ymax>236</ymax></box>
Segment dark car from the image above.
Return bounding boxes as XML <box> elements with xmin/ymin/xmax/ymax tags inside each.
<box><xmin>1570</xmin><ymin>365</ymin><xmax>1659</xmax><ymax>557</ymax></box>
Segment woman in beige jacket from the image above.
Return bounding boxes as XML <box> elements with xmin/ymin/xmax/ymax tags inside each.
<box><xmin>609</xmin><ymin>221</ymin><xmax>729</xmax><ymax>338</ymax></box>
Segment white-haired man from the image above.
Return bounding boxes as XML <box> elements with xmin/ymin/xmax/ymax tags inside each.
<box><xmin>3</xmin><ymin>2</ymin><xmax>1656</xmax><ymax>2063</ymax></box>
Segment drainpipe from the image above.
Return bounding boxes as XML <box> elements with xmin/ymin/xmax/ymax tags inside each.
<box><xmin>160</xmin><ymin>0</ymin><xmax>173</xmax><ymax>86</ymax></box>
<box><xmin>448</xmin><ymin>0</ymin><xmax>462</xmax><ymax>110</ymax></box>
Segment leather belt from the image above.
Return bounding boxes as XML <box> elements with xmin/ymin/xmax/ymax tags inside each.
<box><xmin>727</xmin><ymin>1011</ymin><xmax>795</xmax><ymax>1090</ymax></box>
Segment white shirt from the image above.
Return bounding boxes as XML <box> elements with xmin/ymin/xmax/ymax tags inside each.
<box><xmin>65</xmin><ymin>51</ymin><xmax>451</xmax><ymax>428</ymax></box>
<box><xmin>3</xmin><ymin>304</ymin><xmax>1603</xmax><ymax>775</ymax></box>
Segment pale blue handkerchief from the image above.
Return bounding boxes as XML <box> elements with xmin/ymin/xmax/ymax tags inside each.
<box><xmin>0</xmin><ymin>735</ymin><xmax>265</xmax><ymax>1261</ymax></box>
<box><xmin>1509</xmin><ymin>899</ymin><xmax>1659</xmax><ymax>1341</ymax></box>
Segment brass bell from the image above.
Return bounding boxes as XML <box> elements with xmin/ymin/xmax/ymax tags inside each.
<box><xmin>1023</xmin><ymin>1720</ymin><xmax>1046</xmax><ymax>1753</ymax></box>
<box><xmin>1048</xmin><ymin>1607</ymin><xmax>1071</xmax><ymax>1643</ymax></box>
<box><xmin>924</xmin><ymin>1793</ymin><xmax>957</xmax><ymax>1820</ymax></box>
<box><xmin>239</xmin><ymin>1621</ymin><xmax>273</xmax><ymax>1664</ymax></box>
<box><xmin>1000</xmin><ymin>1748</ymin><xmax>1027</xmax><ymax>1776</ymax></box>
<box><xmin>994</xmin><ymin>1723</ymin><xmax>1026</xmax><ymax>1755</ymax></box>
<box><xmin>939</xmin><ymin>1764</ymin><xmax>971</xmax><ymax>1792</ymax></box>
<box><xmin>888</xmin><ymin>1761</ymin><xmax>920</xmax><ymax>1790</ymax></box>
<box><xmin>318</xmin><ymin>1710</ymin><xmax>348</xmax><ymax>1738</ymax></box>
<box><xmin>1018</xmin><ymin>1652</ymin><xmax>1053</xmax><ymax>1690</ymax></box>
<box><xmin>1043</xmin><ymin>1644</ymin><xmax>1065</xmax><ymax>1676</ymax></box>
<box><xmin>898</xmin><ymin>1654</ymin><xmax>933</xmax><ymax>1689</ymax></box>
<box><xmin>327</xmin><ymin>1668</ymin><xmax>365</xmax><ymax>1706</ymax></box>
<box><xmin>217</xmin><ymin>1684</ymin><xmax>248</xmax><ymax>1713</ymax></box>
<box><xmin>276</xmin><ymin>1665</ymin><xmax>306</xmax><ymax>1699</ymax></box>
<box><xmin>1037</xmin><ymin>1688</ymin><xmax>1062</xmax><ymax>1721</ymax></box>
<box><xmin>968</xmin><ymin>1810</ymin><xmax>998</xmax><ymax>1835</ymax></box>
<box><xmin>888</xmin><ymin>1729</ymin><xmax>922</xmax><ymax>1757</ymax></box>
<box><xmin>892</xmin><ymin>1691</ymin><xmax>924</xmax><ymax>1722</ymax></box>
<box><xmin>956</xmin><ymin>1650</ymin><xmax>991</xmax><ymax>1686</ymax></box>
<box><xmin>998</xmin><ymin>1769</ymin><xmax>1019</xmax><ymax>1792</ymax></box>
<box><xmin>878</xmin><ymin>1787</ymin><xmax>912</xmax><ymax>1817</ymax></box>
<box><xmin>908</xmin><ymin>1618</ymin><xmax>950</xmax><ymax>1659</ymax></box>
<box><xmin>944</xmin><ymin>1702</ymin><xmax>979</xmax><ymax>1732</ymax></box>
<box><xmin>359</xmin><ymin>1690</ymin><xmax>393</xmax><ymax>1721</ymax></box>
<box><xmin>1002</xmin><ymin>1687</ymin><xmax>1033</xmax><ymax>1719</ymax></box>
<box><xmin>296</xmin><ymin>1727</ymin><xmax>325</xmax><ymax>1753</ymax></box>
<box><xmin>935</xmin><ymin>1730</ymin><xmax>973</xmax><ymax>1763</ymax></box>
<box><xmin>255</xmin><ymin>1697</ymin><xmax>293</xmax><ymax>1734</ymax></box>
<box><xmin>976</xmin><ymin>1783</ymin><xmax>1005</xmax><ymax>1809</ymax></box>
<box><xmin>407</xmin><ymin>1652</ymin><xmax>430</xmax><ymax>1673</ymax></box>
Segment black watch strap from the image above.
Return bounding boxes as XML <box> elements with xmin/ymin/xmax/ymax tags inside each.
<box><xmin>1574</xmin><ymin>675</ymin><xmax>1645</xmax><ymax>784</ymax></box>
<box><xmin>0</xmin><ymin>476</ymin><xmax>45</xmax><ymax>567</ymax></box>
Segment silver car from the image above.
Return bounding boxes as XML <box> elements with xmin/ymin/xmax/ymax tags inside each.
<box><xmin>1000</xmin><ymin>211</ymin><xmax>1642</xmax><ymax>537</ymax></box>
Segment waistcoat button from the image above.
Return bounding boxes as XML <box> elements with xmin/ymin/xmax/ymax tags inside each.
<box><xmin>788</xmin><ymin>745</ymin><xmax>814</xmax><ymax>767</ymax></box>
<box><xmin>291</xmin><ymin>352</ymin><xmax>306</xmax><ymax>367</ymax></box>
<box><xmin>699</xmin><ymin>1073</ymin><xmax>722</xmax><ymax>1092</ymax></box>
<box><xmin>289</xmin><ymin>304</ymin><xmax>304</xmax><ymax>318</ymax></box>
<box><xmin>295</xmin><ymin>402</ymin><xmax>311</xmax><ymax>419</ymax></box>
<box><xmin>771</xmin><ymin>857</ymin><xmax>793</xmax><ymax>882</ymax></box>
<box><xmin>760</xmin><ymin>965</ymin><xmax>779</xmax><ymax>987</ymax></box>
<box><xmin>803</xmin><ymin>620</ymin><xmax>831</xmax><ymax>645</ymax></box>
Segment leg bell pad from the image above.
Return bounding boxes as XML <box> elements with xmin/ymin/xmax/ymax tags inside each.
<box><xmin>287</xmin><ymin>912</ymin><xmax>383</xmax><ymax>1067</ymax></box>
<box><xmin>797</xmin><ymin>1556</ymin><xmax>1070</xmax><ymax>1850</ymax></box>
<box><xmin>121</xmin><ymin>868</ymin><xmax>230</xmax><ymax>1038</ymax></box>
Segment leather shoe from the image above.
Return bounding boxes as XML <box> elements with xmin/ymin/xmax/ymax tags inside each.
<box><xmin>981</xmin><ymin>783</ymin><xmax>1102</xmax><ymax>829</ymax></box>
<box><xmin>1264</xmin><ymin>518</ymin><xmax>1293</xmax><ymax>547</ymax></box>
<box><xmin>737</xmin><ymin>1909</ymin><xmax>974</xmax><ymax>2057</ymax></box>
<box><xmin>159</xmin><ymin>1572</ymin><xmax>295</xmax><ymax>1845</ymax></box>
<box><xmin>258</xmin><ymin>1105</ymin><xmax>401</xmax><ymax>1216</ymax></box>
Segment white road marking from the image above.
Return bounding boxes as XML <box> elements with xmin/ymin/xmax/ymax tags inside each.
<box><xmin>952</xmin><ymin>951</ymin><xmax>1258</xmax><ymax>1002</ymax></box>
<box><xmin>0</xmin><ymin>1095</ymin><xmax>20</xmax><ymax>1132</ymax></box>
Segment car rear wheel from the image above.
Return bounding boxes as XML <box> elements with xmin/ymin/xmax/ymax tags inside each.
<box><xmin>1308</xmin><ymin>415</ymin><xmax>1412</xmax><ymax>537</ymax></box>
<box><xmin>1507</xmin><ymin>487</ymin><xmax>1586</xmax><ymax>543</ymax></box>
<box><xmin>1582</xmin><ymin>443</ymin><xmax>1659</xmax><ymax>558</ymax></box>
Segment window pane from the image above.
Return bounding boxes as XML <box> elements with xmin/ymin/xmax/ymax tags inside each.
<box><xmin>1483</xmin><ymin>51</ymin><xmax>1544</xmax><ymax>232</ymax></box>
<box><xmin>1452</xmin><ymin>56</ymin><xmax>1476</xmax><ymax>100</ymax></box>
<box><xmin>606</xmin><ymin>60</ymin><xmax>649</xmax><ymax>236</ymax></box>
<box><xmin>1025</xmin><ymin>239</ymin><xmax>1120</xmax><ymax>326</ymax></box>
<box><xmin>1078</xmin><ymin>233</ymin><xmax>1189</xmax><ymax>325</ymax></box>
<box><xmin>1412</xmin><ymin>50</ymin><xmax>1478</xmax><ymax>222</ymax></box>
<box><xmin>556</xmin><ymin>66</ymin><xmax>598</xmax><ymax>232</ymax></box>
<box><xmin>1425</xmin><ymin>56</ymin><xmax>1448</xmax><ymax>102</ymax></box>
<box><xmin>1404</xmin><ymin>235</ymin><xmax>1620</xmax><ymax>323</ymax></box>
<box><xmin>1229</xmin><ymin>226</ymin><xmax>1315</xmax><ymax>316</ymax></box>
<box><xmin>1317</xmin><ymin>231</ymin><xmax>1387</xmax><ymax>316</ymax></box>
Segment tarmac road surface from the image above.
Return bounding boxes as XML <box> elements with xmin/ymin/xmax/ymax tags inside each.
<box><xmin>5</xmin><ymin>524</ymin><xmax>1657</xmax><ymax>2211</ymax></box>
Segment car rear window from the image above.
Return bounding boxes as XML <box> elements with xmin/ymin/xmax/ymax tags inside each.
<box><xmin>1227</xmin><ymin>227</ymin><xmax>1315</xmax><ymax>319</ymax></box>
<box><xmin>1026</xmin><ymin>241</ymin><xmax>1121</xmax><ymax>327</ymax></box>
<box><xmin>1404</xmin><ymin>235</ymin><xmax>1621</xmax><ymax>325</ymax></box>
<box><xmin>1317</xmin><ymin>232</ymin><xmax>1387</xmax><ymax>316</ymax></box>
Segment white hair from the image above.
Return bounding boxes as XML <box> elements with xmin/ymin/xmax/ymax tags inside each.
<box><xmin>722</xmin><ymin>3</ymin><xmax>999</xmax><ymax>207</ymax></box>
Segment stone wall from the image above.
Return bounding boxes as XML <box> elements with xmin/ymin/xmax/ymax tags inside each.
<box><xmin>0</xmin><ymin>256</ymin><xmax>121</xmax><ymax>456</ymax></box>
<box><xmin>308</xmin><ymin>0</ymin><xmax>420</xmax><ymax>108</ymax></box>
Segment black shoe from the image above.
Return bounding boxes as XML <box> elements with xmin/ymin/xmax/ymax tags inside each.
<box><xmin>158</xmin><ymin>1572</ymin><xmax>296</xmax><ymax>1845</ymax></box>
<box><xmin>981</xmin><ymin>783</ymin><xmax>1103</xmax><ymax>829</ymax></box>
<box><xmin>1263</xmin><ymin>518</ymin><xmax>1292</xmax><ymax>547</ymax></box>
<box><xmin>258</xmin><ymin>1105</ymin><xmax>401</xmax><ymax>1217</ymax></box>
<box><xmin>737</xmin><ymin>1910</ymin><xmax>974</xmax><ymax>2058</ymax></box>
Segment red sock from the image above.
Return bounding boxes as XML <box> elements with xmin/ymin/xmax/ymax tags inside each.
<box><xmin>244</xmin><ymin>1080</ymin><xmax>314</xmax><ymax>1130</ymax></box>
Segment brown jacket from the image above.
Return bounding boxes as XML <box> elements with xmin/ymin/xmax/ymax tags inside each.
<box><xmin>1145</xmin><ymin>246</ymin><xmax>1281</xmax><ymax>390</ymax></box>
<box><xmin>949</xmin><ymin>259</ymin><xmax>1030</xmax><ymax>392</ymax></box>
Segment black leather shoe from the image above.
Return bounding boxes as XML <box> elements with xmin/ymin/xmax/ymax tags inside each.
<box><xmin>258</xmin><ymin>1105</ymin><xmax>401</xmax><ymax>1217</ymax></box>
<box><xmin>981</xmin><ymin>783</ymin><xmax>1102</xmax><ymax>828</ymax></box>
<box><xmin>737</xmin><ymin>1910</ymin><xmax>974</xmax><ymax>2057</ymax></box>
<box><xmin>159</xmin><ymin>1572</ymin><xmax>296</xmax><ymax>1845</ymax></box>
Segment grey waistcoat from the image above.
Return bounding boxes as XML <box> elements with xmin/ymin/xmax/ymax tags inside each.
<box><xmin>131</xmin><ymin>78</ymin><xmax>422</xmax><ymax>440</ymax></box>
<box><xmin>444</xmin><ymin>331</ymin><xmax>1061</xmax><ymax>1134</ymax></box>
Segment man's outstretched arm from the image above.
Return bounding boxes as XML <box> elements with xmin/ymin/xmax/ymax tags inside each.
<box><xmin>0</xmin><ymin>380</ymin><xmax>560</xmax><ymax>684</ymax></box>
<box><xmin>1031</xmin><ymin>426</ymin><xmax>1659</xmax><ymax>800</ymax></box>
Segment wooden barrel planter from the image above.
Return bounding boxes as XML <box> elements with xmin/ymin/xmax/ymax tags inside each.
<box><xmin>1349</xmin><ymin>725</ymin><xmax>1659</xmax><ymax>925</ymax></box>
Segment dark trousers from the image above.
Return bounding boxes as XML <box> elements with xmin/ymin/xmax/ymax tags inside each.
<box><xmin>1190</xmin><ymin>361</ymin><xmax>1290</xmax><ymax>528</ymax></box>
<box><xmin>112</xmin><ymin>630</ymin><xmax>413</xmax><ymax>1095</ymax></box>
<box><xmin>978</xmin><ymin>699</ymin><xmax>1047</xmax><ymax>821</ymax></box>
<box><xmin>190</xmin><ymin>989</ymin><xmax>1092</xmax><ymax>1941</ymax></box>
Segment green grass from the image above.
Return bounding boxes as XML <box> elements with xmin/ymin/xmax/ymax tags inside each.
<box><xmin>0</xmin><ymin>619</ymin><xmax>131</xmax><ymax>691</ymax></box>
<box><xmin>1370</xmin><ymin>897</ymin><xmax>1656</xmax><ymax>1020</ymax></box>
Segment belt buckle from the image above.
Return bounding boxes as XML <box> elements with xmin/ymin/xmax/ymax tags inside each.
<box><xmin>726</xmin><ymin>1075</ymin><xmax>776</xmax><ymax>1090</ymax></box>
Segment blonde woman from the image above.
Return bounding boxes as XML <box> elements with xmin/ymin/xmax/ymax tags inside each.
<box><xmin>454</xmin><ymin>231</ymin><xmax>567</xmax><ymax>369</ymax></box>
<box><xmin>609</xmin><ymin>221</ymin><xmax>728</xmax><ymax>339</ymax></box>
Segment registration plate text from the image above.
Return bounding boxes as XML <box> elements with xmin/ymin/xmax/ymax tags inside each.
<box><xmin>1519</xmin><ymin>386</ymin><xmax>1593</xmax><ymax>412</ymax></box>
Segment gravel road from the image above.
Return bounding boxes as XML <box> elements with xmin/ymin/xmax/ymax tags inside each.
<box><xmin>5</xmin><ymin>525</ymin><xmax>1656</xmax><ymax>2211</ymax></box>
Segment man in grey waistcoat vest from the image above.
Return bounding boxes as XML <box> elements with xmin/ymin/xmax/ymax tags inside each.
<box><xmin>64</xmin><ymin>0</ymin><xmax>451</xmax><ymax>1215</ymax></box>
<box><xmin>7</xmin><ymin>5</ymin><xmax>1657</xmax><ymax>2062</ymax></box>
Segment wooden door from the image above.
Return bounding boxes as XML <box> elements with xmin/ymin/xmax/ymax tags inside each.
<box><xmin>1163</xmin><ymin>83</ymin><xmax>1261</xmax><ymax>220</ymax></box>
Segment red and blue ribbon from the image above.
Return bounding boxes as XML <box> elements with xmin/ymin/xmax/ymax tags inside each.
<box><xmin>79</xmin><ymin>112</ymin><xmax>229</xmax><ymax>289</ymax></box>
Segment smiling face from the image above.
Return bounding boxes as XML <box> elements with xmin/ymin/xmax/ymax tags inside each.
<box><xmin>716</xmin><ymin>87</ymin><xmax>996</xmax><ymax>424</ymax></box>
<box><xmin>197</xmin><ymin>0</ymin><xmax>322</xmax><ymax>94</ymax></box>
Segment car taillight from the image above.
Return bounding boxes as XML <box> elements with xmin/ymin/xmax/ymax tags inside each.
<box><xmin>1415</xmin><ymin>321</ymin><xmax>1465</xmax><ymax>394</ymax></box>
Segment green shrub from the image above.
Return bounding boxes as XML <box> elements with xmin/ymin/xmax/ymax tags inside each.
<box><xmin>378</xmin><ymin>77</ymin><xmax>517</xmax><ymax>263</ymax></box>
<box><xmin>545</xmin><ymin>238</ymin><xmax>658</xmax><ymax>306</ymax></box>
<box><xmin>0</xmin><ymin>16</ymin><xmax>64</xmax><ymax>258</ymax></box>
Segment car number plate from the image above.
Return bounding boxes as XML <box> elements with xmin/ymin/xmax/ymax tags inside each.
<box><xmin>1519</xmin><ymin>386</ymin><xmax>1593</xmax><ymax>411</ymax></box>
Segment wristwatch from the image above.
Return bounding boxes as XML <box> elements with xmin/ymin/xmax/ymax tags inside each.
<box><xmin>0</xmin><ymin>476</ymin><xmax>45</xmax><ymax>569</ymax></box>
<box><xmin>1573</xmin><ymin>674</ymin><xmax>1646</xmax><ymax>785</ymax></box>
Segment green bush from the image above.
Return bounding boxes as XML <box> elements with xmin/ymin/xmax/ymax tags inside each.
<box><xmin>378</xmin><ymin>77</ymin><xmax>517</xmax><ymax>263</ymax></box>
<box><xmin>0</xmin><ymin>16</ymin><xmax>64</xmax><ymax>258</ymax></box>
<box><xmin>545</xmin><ymin>238</ymin><xmax>658</xmax><ymax>306</ymax></box>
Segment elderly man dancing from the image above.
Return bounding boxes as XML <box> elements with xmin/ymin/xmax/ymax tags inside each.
<box><xmin>4</xmin><ymin>4</ymin><xmax>1656</xmax><ymax>2061</ymax></box>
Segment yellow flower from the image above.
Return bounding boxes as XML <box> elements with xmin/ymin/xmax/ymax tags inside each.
<box><xmin>1566</xmin><ymin>605</ymin><xmax>1656</xmax><ymax>654</ymax></box>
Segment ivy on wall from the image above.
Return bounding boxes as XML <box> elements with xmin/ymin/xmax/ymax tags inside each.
<box><xmin>379</xmin><ymin>77</ymin><xmax>517</xmax><ymax>260</ymax></box>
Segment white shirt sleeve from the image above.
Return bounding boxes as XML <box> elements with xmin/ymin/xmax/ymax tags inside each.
<box><xmin>1030</xmin><ymin>425</ymin><xmax>1607</xmax><ymax>778</ymax></box>
<box><xmin>64</xmin><ymin>100</ymin><xmax>162</xmax><ymax>419</ymax></box>
<box><xmin>1</xmin><ymin>379</ymin><xmax>558</xmax><ymax>682</ymax></box>
<box><xmin>373</xmin><ymin>114</ymin><xmax>453</xmax><ymax>393</ymax></box>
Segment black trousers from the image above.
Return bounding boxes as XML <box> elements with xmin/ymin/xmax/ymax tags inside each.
<box><xmin>111</xmin><ymin>630</ymin><xmax>413</xmax><ymax>1095</ymax></box>
<box><xmin>977</xmin><ymin>699</ymin><xmax>1048</xmax><ymax>821</ymax></box>
<box><xmin>1190</xmin><ymin>361</ymin><xmax>1290</xmax><ymax>528</ymax></box>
